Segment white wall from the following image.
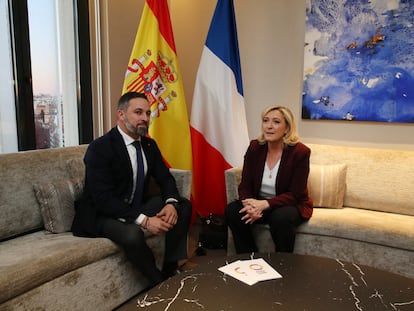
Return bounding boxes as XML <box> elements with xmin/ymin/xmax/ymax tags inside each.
<box><xmin>96</xmin><ymin>0</ymin><xmax>414</xmax><ymax>150</ymax></box>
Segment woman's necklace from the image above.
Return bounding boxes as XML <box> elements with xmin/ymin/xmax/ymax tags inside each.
<box><xmin>266</xmin><ymin>148</ymin><xmax>282</xmax><ymax>179</ymax></box>
<box><xmin>268</xmin><ymin>165</ymin><xmax>274</xmax><ymax>179</ymax></box>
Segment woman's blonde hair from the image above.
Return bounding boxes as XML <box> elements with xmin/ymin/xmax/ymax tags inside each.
<box><xmin>258</xmin><ymin>106</ymin><xmax>299</xmax><ymax>146</ymax></box>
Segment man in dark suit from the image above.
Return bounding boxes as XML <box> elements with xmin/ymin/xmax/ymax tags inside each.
<box><xmin>72</xmin><ymin>92</ymin><xmax>192</xmax><ymax>287</ymax></box>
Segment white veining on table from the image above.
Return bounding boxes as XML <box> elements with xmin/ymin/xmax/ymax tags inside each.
<box><xmin>390</xmin><ymin>300</ymin><xmax>414</xmax><ymax>311</ymax></box>
<box><xmin>137</xmin><ymin>274</ymin><xmax>204</xmax><ymax>310</ymax></box>
<box><xmin>349</xmin><ymin>285</ymin><xmax>363</xmax><ymax>311</ymax></box>
<box><xmin>336</xmin><ymin>259</ymin><xmax>414</xmax><ymax>311</ymax></box>
<box><xmin>135</xmin><ymin>256</ymin><xmax>413</xmax><ymax>310</ymax></box>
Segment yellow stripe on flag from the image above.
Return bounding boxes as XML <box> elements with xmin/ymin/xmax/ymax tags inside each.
<box><xmin>122</xmin><ymin>0</ymin><xmax>192</xmax><ymax>170</ymax></box>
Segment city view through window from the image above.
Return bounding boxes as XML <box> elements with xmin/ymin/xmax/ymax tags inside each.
<box><xmin>0</xmin><ymin>0</ymin><xmax>82</xmax><ymax>153</ymax></box>
<box><xmin>28</xmin><ymin>0</ymin><xmax>79</xmax><ymax>149</ymax></box>
<box><xmin>33</xmin><ymin>94</ymin><xmax>61</xmax><ymax>148</ymax></box>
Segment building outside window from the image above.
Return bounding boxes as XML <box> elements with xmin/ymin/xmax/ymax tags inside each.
<box><xmin>0</xmin><ymin>0</ymin><xmax>92</xmax><ymax>154</ymax></box>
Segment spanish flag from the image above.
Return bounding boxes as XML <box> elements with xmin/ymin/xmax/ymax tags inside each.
<box><xmin>122</xmin><ymin>0</ymin><xmax>192</xmax><ymax>171</ymax></box>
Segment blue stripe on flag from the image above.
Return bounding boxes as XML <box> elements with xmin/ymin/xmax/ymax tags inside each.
<box><xmin>205</xmin><ymin>0</ymin><xmax>243</xmax><ymax>96</ymax></box>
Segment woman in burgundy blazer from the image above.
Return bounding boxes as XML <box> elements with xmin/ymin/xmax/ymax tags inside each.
<box><xmin>225</xmin><ymin>106</ymin><xmax>313</xmax><ymax>253</ymax></box>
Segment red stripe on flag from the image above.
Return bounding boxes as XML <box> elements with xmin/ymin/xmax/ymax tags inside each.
<box><xmin>190</xmin><ymin>127</ymin><xmax>232</xmax><ymax>217</ymax></box>
<box><xmin>127</xmin><ymin>77</ymin><xmax>145</xmax><ymax>92</ymax></box>
<box><xmin>146</xmin><ymin>0</ymin><xmax>176</xmax><ymax>53</ymax></box>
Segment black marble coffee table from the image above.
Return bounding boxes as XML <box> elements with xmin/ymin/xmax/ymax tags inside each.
<box><xmin>135</xmin><ymin>253</ymin><xmax>414</xmax><ymax>310</ymax></box>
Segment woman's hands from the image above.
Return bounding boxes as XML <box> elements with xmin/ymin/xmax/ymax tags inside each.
<box><xmin>240</xmin><ymin>198</ymin><xmax>269</xmax><ymax>224</ymax></box>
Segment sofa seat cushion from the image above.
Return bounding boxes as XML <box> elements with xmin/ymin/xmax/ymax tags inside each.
<box><xmin>0</xmin><ymin>231</ymin><xmax>119</xmax><ymax>304</ymax></box>
<box><xmin>297</xmin><ymin>207</ymin><xmax>414</xmax><ymax>251</ymax></box>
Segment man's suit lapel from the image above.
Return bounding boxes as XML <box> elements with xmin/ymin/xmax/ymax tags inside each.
<box><xmin>140</xmin><ymin>136</ymin><xmax>153</xmax><ymax>172</ymax></box>
<box><xmin>110</xmin><ymin>128</ymin><xmax>134</xmax><ymax>179</ymax></box>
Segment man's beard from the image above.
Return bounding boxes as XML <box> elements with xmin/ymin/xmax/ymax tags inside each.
<box><xmin>125</xmin><ymin>120</ymin><xmax>148</xmax><ymax>137</ymax></box>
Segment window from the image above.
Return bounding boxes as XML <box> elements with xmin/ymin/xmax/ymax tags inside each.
<box><xmin>0</xmin><ymin>0</ymin><xmax>92</xmax><ymax>153</ymax></box>
<box><xmin>0</xmin><ymin>0</ymin><xmax>18</xmax><ymax>153</ymax></box>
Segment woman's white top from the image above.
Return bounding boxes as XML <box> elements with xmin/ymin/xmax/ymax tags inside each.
<box><xmin>259</xmin><ymin>159</ymin><xmax>280</xmax><ymax>199</ymax></box>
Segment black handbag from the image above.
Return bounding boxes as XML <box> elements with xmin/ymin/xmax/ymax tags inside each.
<box><xmin>199</xmin><ymin>213</ymin><xmax>228</xmax><ymax>249</ymax></box>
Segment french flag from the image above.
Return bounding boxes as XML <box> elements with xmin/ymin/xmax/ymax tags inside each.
<box><xmin>190</xmin><ymin>0</ymin><xmax>249</xmax><ymax>217</ymax></box>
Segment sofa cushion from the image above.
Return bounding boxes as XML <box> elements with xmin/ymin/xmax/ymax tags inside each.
<box><xmin>1</xmin><ymin>253</ymin><xmax>148</xmax><ymax>311</ymax></box>
<box><xmin>228</xmin><ymin>208</ymin><xmax>414</xmax><ymax>256</ymax></box>
<box><xmin>0</xmin><ymin>231</ymin><xmax>119</xmax><ymax>304</ymax></box>
<box><xmin>0</xmin><ymin>145</ymin><xmax>88</xmax><ymax>241</ymax></box>
<box><xmin>33</xmin><ymin>178</ymin><xmax>83</xmax><ymax>233</ymax></box>
<box><xmin>0</xmin><ymin>230</ymin><xmax>166</xmax><ymax>304</ymax></box>
<box><xmin>66</xmin><ymin>158</ymin><xmax>85</xmax><ymax>180</ymax></box>
<box><xmin>308</xmin><ymin>163</ymin><xmax>347</xmax><ymax>208</ymax></box>
<box><xmin>307</xmin><ymin>144</ymin><xmax>414</xmax><ymax>216</ymax></box>
<box><xmin>298</xmin><ymin>208</ymin><xmax>414</xmax><ymax>251</ymax></box>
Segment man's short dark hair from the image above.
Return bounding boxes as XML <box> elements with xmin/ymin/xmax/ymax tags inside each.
<box><xmin>117</xmin><ymin>92</ymin><xmax>148</xmax><ymax>110</ymax></box>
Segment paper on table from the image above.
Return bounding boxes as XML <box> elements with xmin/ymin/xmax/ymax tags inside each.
<box><xmin>218</xmin><ymin>260</ymin><xmax>257</xmax><ymax>285</ymax></box>
<box><xmin>218</xmin><ymin>258</ymin><xmax>282</xmax><ymax>286</ymax></box>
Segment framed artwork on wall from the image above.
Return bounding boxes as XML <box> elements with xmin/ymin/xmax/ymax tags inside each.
<box><xmin>302</xmin><ymin>0</ymin><xmax>414</xmax><ymax>123</ymax></box>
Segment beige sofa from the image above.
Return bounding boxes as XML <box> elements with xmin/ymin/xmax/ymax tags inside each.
<box><xmin>0</xmin><ymin>145</ymin><xmax>192</xmax><ymax>310</ymax></box>
<box><xmin>225</xmin><ymin>143</ymin><xmax>414</xmax><ymax>279</ymax></box>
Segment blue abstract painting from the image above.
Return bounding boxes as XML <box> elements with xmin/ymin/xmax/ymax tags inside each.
<box><xmin>302</xmin><ymin>0</ymin><xmax>414</xmax><ymax>123</ymax></box>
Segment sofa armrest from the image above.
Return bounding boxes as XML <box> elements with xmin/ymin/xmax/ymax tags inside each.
<box><xmin>170</xmin><ymin>169</ymin><xmax>192</xmax><ymax>200</ymax></box>
<box><xmin>225</xmin><ymin>167</ymin><xmax>242</xmax><ymax>204</ymax></box>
